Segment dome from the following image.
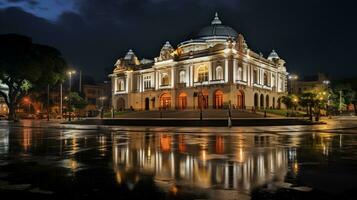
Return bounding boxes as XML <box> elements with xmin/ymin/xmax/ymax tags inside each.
<box><xmin>196</xmin><ymin>13</ymin><xmax>238</xmax><ymax>39</ymax></box>
<box><xmin>124</xmin><ymin>49</ymin><xmax>137</xmax><ymax>60</ymax></box>
<box><xmin>268</xmin><ymin>50</ymin><xmax>280</xmax><ymax>61</ymax></box>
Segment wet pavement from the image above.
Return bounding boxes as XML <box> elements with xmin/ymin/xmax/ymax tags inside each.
<box><xmin>0</xmin><ymin>119</ymin><xmax>357</xmax><ymax>199</ymax></box>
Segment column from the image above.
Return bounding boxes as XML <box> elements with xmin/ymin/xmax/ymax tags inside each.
<box><xmin>208</xmin><ymin>62</ymin><xmax>212</xmax><ymax>82</ymax></box>
<box><xmin>190</xmin><ymin>65</ymin><xmax>193</xmax><ymax>86</ymax></box>
<box><xmin>243</xmin><ymin>63</ymin><xmax>247</xmax><ymax>82</ymax></box>
<box><xmin>155</xmin><ymin>71</ymin><xmax>159</xmax><ymax>90</ymax></box>
<box><xmin>171</xmin><ymin>67</ymin><xmax>174</xmax><ymax>88</ymax></box>
<box><xmin>225</xmin><ymin>58</ymin><xmax>229</xmax><ymax>83</ymax></box>
<box><xmin>233</xmin><ymin>59</ymin><xmax>237</xmax><ymax>82</ymax></box>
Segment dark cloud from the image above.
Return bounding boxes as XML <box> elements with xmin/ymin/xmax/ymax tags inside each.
<box><xmin>6</xmin><ymin>0</ymin><xmax>38</xmax><ymax>6</ymax></box>
<box><xmin>1</xmin><ymin>0</ymin><xmax>357</xmax><ymax>81</ymax></box>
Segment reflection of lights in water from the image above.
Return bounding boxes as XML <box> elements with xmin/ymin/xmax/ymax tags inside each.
<box><xmin>116</xmin><ymin>171</ymin><xmax>121</xmax><ymax>184</ymax></box>
<box><xmin>0</xmin><ymin>130</ymin><xmax>9</xmax><ymax>155</ymax></box>
<box><xmin>216</xmin><ymin>136</ymin><xmax>224</xmax><ymax>154</ymax></box>
<box><xmin>293</xmin><ymin>161</ymin><xmax>299</xmax><ymax>174</ymax></box>
<box><xmin>22</xmin><ymin>128</ymin><xmax>32</xmax><ymax>152</ymax></box>
<box><xmin>236</xmin><ymin>147</ymin><xmax>244</xmax><ymax>163</ymax></box>
<box><xmin>160</xmin><ymin>135</ymin><xmax>171</xmax><ymax>152</ymax></box>
<box><xmin>61</xmin><ymin>159</ymin><xmax>80</xmax><ymax>173</ymax></box>
<box><xmin>201</xmin><ymin>150</ymin><xmax>206</xmax><ymax>161</ymax></box>
<box><xmin>178</xmin><ymin>135</ymin><xmax>186</xmax><ymax>153</ymax></box>
<box><xmin>109</xmin><ymin>133</ymin><xmax>289</xmax><ymax>193</ymax></box>
<box><xmin>98</xmin><ymin>135</ymin><xmax>107</xmax><ymax>156</ymax></box>
<box><xmin>170</xmin><ymin>185</ymin><xmax>178</xmax><ymax>195</ymax></box>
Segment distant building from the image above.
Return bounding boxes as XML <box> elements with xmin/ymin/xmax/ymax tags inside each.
<box><xmin>83</xmin><ymin>82</ymin><xmax>111</xmax><ymax>112</ymax></box>
<box><xmin>109</xmin><ymin>13</ymin><xmax>288</xmax><ymax>111</ymax></box>
<box><xmin>293</xmin><ymin>73</ymin><xmax>330</xmax><ymax>94</ymax></box>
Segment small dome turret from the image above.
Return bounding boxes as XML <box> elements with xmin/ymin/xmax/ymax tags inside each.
<box><xmin>268</xmin><ymin>50</ymin><xmax>280</xmax><ymax>61</ymax></box>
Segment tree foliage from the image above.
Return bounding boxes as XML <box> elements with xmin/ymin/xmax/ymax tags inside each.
<box><xmin>64</xmin><ymin>92</ymin><xmax>87</xmax><ymax>111</ymax></box>
<box><xmin>0</xmin><ymin>34</ymin><xmax>68</xmax><ymax>120</ymax></box>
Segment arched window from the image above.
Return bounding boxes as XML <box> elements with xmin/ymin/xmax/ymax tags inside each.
<box><xmin>179</xmin><ymin>71</ymin><xmax>186</xmax><ymax>83</ymax></box>
<box><xmin>161</xmin><ymin>73</ymin><xmax>169</xmax><ymax>86</ymax></box>
<box><xmin>216</xmin><ymin>66</ymin><xmax>223</xmax><ymax>80</ymax></box>
<box><xmin>237</xmin><ymin>67</ymin><xmax>243</xmax><ymax>81</ymax></box>
<box><xmin>264</xmin><ymin>72</ymin><xmax>268</xmax><ymax>86</ymax></box>
<box><xmin>116</xmin><ymin>79</ymin><xmax>124</xmax><ymax>91</ymax></box>
<box><xmin>197</xmin><ymin>66</ymin><xmax>208</xmax><ymax>82</ymax></box>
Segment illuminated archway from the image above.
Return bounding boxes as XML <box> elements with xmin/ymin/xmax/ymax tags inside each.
<box><xmin>178</xmin><ymin>92</ymin><xmax>187</xmax><ymax>110</ymax></box>
<box><xmin>160</xmin><ymin>93</ymin><xmax>171</xmax><ymax>109</ymax></box>
<box><xmin>213</xmin><ymin>90</ymin><xmax>224</xmax><ymax>109</ymax></box>
<box><xmin>237</xmin><ymin>90</ymin><xmax>245</xmax><ymax>109</ymax></box>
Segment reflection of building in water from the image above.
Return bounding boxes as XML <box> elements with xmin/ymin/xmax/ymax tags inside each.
<box><xmin>112</xmin><ymin>133</ymin><xmax>289</xmax><ymax>192</ymax></box>
<box><xmin>0</xmin><ymin>130</ymin><xmax>9</xmax><ymax>155</ymax></box>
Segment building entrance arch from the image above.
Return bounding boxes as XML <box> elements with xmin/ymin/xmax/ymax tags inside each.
<box><xmin>160</xmin><ymin>93</ymin><xmax>171</xmax><ymax>109</ymax></box>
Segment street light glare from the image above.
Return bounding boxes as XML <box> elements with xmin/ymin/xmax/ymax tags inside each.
<box><xmin>288</xmin><ymin>74</ymin><xmax>298</xmax><ymax>80</ymax></box>
<box><xmin>67</xmin><ymin>70</ymin><xmax>76</xmax><ymax>75</ymax></box>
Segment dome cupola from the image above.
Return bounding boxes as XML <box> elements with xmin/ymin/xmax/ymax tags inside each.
<box><xmin>195</xmin><ymin>12</ymin><xmax>238</xmax><ymax>39</ymax></box>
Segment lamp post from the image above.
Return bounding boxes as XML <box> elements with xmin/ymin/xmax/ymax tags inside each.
<box><xmin>99</xmin><ymin>96</ymin><xmax>106</xmax><ymax>119</ymax></box>
<box><xmin>67</xmin><ymin>70</ymin><xmax>76</xmax><ymax>121</ymax></box>
<box><xmin>199</xmin><ymin>79</ymin><xmax>204</xmax><ymax>121</ymax></box>
<box><xmin>288</xmin><ymin>74</ymin><xmax>298</xmax><ymax>94</ymax></box>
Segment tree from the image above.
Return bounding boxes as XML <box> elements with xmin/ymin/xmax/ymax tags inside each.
<box><xmin>64</xmin><ymin>92</ymin><xmax>87</xmax><ymax>119</ymax></box>
<box><xmin>282</xmin><ymin>94</ymin><xmax>298</xmax><ymax>109</ymax></box>
<box><xmin>0</xmin><ymin>34</ymin><xmax>67</xmax><ymax>120</ymax></box>
<box><xmin>299</xmin><ymin>92</ymin><xmax>315</xmax><ymax>119</ymax></box>
<box><xmin>327</xmin><ymin>84</ymin><xmax>356</xmax><ymax>115</ymax></box>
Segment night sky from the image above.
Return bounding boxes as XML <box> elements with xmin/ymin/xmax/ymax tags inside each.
<box><xmin>0</xmin><ymin>0</ymin><xmax>356</xmax><ymax>81</ymax></box>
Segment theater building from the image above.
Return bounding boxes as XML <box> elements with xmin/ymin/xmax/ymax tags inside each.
<box><xmin>109</xmin><ymin>13</ymin><xmax>288</xmax><ymax>111</ymax></box>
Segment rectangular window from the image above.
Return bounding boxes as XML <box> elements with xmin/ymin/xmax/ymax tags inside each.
<box><xmin>144</xmin><ymin>76</ymin><xmax>152</xmax><ymax>89</ymax></box>
<box><xmin>253</xmin><ymin>69</ymin><xmax>258</xmax><ymax>84</ymax></box>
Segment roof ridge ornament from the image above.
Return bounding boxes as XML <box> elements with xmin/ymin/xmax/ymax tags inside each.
<box><xmin>211</xmin><ymin>12</ymin><xmax>222</xmax><ymax>25</ymax></box>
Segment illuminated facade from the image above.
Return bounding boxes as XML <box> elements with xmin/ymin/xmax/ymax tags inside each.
<box><xmin>110</xmin><ymin>13</ymin><xmax>288</xmax><ymax>111</ymax></box>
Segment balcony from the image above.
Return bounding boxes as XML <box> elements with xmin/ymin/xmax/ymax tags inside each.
<box><xmin>159</xmin><ymin>84</ymin><xmax>172</xmax><ymax>89</ymax></box>
<box><xmin>143</xmin><ymin>87</ymin><xmax>155</xmax><ymax>91</ymax></box>
<box><xmin>236</xmin><ymin>80</ymin><xmax>247</xmax><ymax>85</ymax></box>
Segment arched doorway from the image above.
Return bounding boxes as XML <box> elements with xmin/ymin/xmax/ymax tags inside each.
<box><xmin>277</xmin><ymin>98</ymin><xmax>281</xmax><ymax>109</ymax></box>
<box><xmin>213</xmin><ymin>90</ymin><xmax>224</xmax><ymax>109</ymax></box>
<box><xmin>197</xmin><ymin>90</ymin><xmax>208</xmax><ymax>109</ymax></box>
<box><xmin>273</xmin><ymin>97</ymin><xmax>275</xmax><ymax>109</ymax></box>
<box><xmin>116</xmin><ymin>98</ymin><xmax>125</xmax><ymax>111</ymax></box>
<box><xmin>145</xmin><ymin>97</ymin><xmax>150</xmax><ymax>110</ymax></box>
<box><xmin>178</xmin><ymin>92</ymin><xmax>187</xmax><ymax>110</ymax></box>
<box><xmin>254</xmin><ymin>93</ymin><xmax>259</xmax><ymax>108</ymax></box>
<box><xmin>237</xmin><ymin>90</ymin><xmax>245</xmax><ymax>109</ymax></box>
<box><xmin>265</xmin><ymin>95</ymin><xmax>270</xmax><ymax>109</ymax></box>
<box><xmin>260</xmin><ymin>94</ymin><xmax>264</xmax><ymax>108</ymax></box>
<box><xmin>160</xmin><ymin>93</ymin><xmax>171</xmax><ymax>109</ymax></box>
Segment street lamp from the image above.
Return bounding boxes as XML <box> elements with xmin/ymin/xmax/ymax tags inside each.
<box><xmin>67</xmin><ymin>70</ymin><xmax>76</xmax><ymax>121</ymax></box>
<box><xmin>288</xmin><ymin>74</ymin><xmax>298</xmax><ymax>94</ymax></box>
<box><xmin>99</xmin><ymin>96</ymin><xmax>107</xmax><ymax>119</ymax></box>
